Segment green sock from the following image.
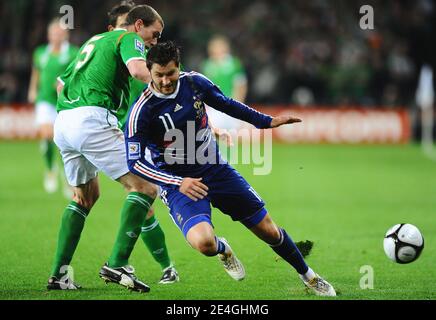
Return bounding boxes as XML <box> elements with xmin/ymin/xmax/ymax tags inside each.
<box><xmin>108</xmin><ymin>192</ymin><xmax>154</xmax><ymax>268</ymax></box>
<box><xmin>141</xmin><ymin>215</ymin><xmax>171</xmax><ymax>270</ymax></box>
<box><xmin>50</xmin><ymin>202</ymin><xmax>89</xmax><ymax>278</ymax></box>
<box><xmin>41</xmin><ymin>140</ymin><xmax>55</xmax><ymax>171</ymax></box>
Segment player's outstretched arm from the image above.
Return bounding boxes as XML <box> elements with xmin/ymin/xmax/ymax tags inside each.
<box><xmin>270</xmin><ymin>115</ymin><xmax>302</xmax><ymax>128</ymax></box>
<box><xmin>193</xmin><ymin>72</ymin><xmax>303</xmax><ymax>130</ymax></box>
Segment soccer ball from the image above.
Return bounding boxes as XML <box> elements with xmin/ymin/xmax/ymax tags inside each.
<box><xmin>383</xmin><ymin>224</ymin><xmax>424</xmax><ymax>264</ymax></box>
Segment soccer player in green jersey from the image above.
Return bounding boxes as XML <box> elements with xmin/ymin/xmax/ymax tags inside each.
<box><xmin>105</xmin><ymin>0</ymin><xmax>178</xmax><ymax>284</ymax></box>
<box><xmin>28</xmin><ymin>19</ymin><xmax>78</xmax><ymax>195</ymax></box>
<box><xmin>202</xmin><ymin>35</ymin><xmax>248</xmax><ymax>130</ymax></box>
<box><xmin>48</xmin><ymin>5</ymin><xmax>204</xmax><ymax>292</ymax></box>
<box><xmin>107</xmin><ymin>1</ymin><xmax>148</xmax><ymax>129</ymax></box>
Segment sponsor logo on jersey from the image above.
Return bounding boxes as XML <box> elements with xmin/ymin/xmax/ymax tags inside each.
<box><xmin>135</xmin><ymin>39</ymin><xmax>145</xmax><ymax>54</ymax></box>
<box><xmin>193</xmin><ymin>100</ymin><xmax>203</xmax><ymax>110</ymax></box>
<box><xmin>174</xmin><ymin>104</ymin><xmax>183</xmax><ymax>112</ymax></box>
<box><xmin>193</xmin><ymin>99</ymin><xmax>205</xmax><ymax>119</ymax></box>
<box><xmin>128</xmin><ymin>142</ymin><xmax>141</xmax><ymax>160</ymax></box>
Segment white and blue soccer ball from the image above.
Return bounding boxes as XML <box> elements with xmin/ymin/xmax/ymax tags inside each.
<box><xmin>383</xmin><ymin>224</ymin><xmax>424</xmax><ymax>264</ymax></box>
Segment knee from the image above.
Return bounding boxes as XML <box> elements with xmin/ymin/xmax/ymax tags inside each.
<box><xmin>143</xmin><ymin>183</ymin><xmax>158</xmax><ymax>199</ymax></box>
<box><xmin>125</xmin><ymin>177</ymin><xmax>158</xmax><ymax>199</ymax></box>
<box><xmin>73</xmin><ymin>190</ymin><xmax>99</xmax><ymax>210</ymax></box>
<box><xmin>191</xmin><ymin>237</ymin><xmax>217</xmax><ymax>256</ymax></box>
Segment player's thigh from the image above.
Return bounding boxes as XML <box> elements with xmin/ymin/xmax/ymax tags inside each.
<box><xmin>58</xmin><ymin>107</ymin><xmax>130</xmax><ymax>182</ymax></box>
<box><xmin>209</xmin><ymin>165</ymin><xmax>267</xmax><ymax>228</ymax></box>
<box><xmin>35</xmin><ymin>102</ymin><xmax>57</xmax><ymax>139</ymax></box>
<box><xmin>59</xmin><ymin>149</ymin><xmax>99</xmax><ymax>188</ymax></box>
<box><xmin>81</xmin><ymin>124</ymin><xmax>130</xmax><ymax>182</ymax></box>
<box><xmin>161</xmin><ymin>187</ymin><xmax>213</xmax><ymax>238</ymax></box>
<box><xmin>117</xmin><ymin>172</ymin><xmax>158</xmax><ymax>199</ymax></box>
<box><xmin>54</xmin><ymin>115</ymin><xmax>99</xmax><ymax>187</ymax></box>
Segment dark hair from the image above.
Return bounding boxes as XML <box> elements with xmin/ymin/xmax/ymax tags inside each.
<box><xmin>146</xmin><ymin>41</ymin><xmax>181</xmax><ymax>70</ymax></box>
<box><xmin>107</xmin><ymin>1</ymin><xmax>136</xmax><ymax>27</ymax></box>
<box><xmin>124</xmin><ymin>5</ymin><xmax>164</xmax><ymax>28</ymax></box>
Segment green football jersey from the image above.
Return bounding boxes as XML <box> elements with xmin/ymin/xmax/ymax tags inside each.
<box><xmin>201</xmin><ymin>55</ymin><xmax>246</xmax><ymax>97</ymax></box>
<box><xmin>118</xmin><ymin>78</ymin><xmax>148</xmax><ymax>129</ymax></box>
<box><xmin>57</xmin><ymin>29</ymin><xmax>147</xmax><ymax>119</ymax></box>
<box><xmin>33</xmin><ymin>43</ymin><xmax>78</xmax><ymax>105</ymax></box>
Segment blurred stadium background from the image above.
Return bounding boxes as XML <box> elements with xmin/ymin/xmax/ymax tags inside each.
<box><xmin>2</xmin><ymin>0</ymin><xmax>436</xmax><ymax>107</ymax></box>
<box><xmin>0</xmin><ymin>0</ymin><xmax>435</xmax><ymax>300</ymax></box>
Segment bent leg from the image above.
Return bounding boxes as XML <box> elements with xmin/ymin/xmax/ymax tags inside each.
<box><xmin>39</xmin><ymin>124</ymin><xmax>57</xmax><ymax>193</ymax></box>
<box><xmin>164</xmin><ymin>186</ymin><xmax>245</xmax><ymax>281</ymax></box>
<box><xmin>249</xmin><ymin>213</ymin><xmax>312</xmax><ymax>276</ymax></box>
<box><xmin>186</xmin><ymin>222</ymin><xmax>221</xmax><ymax>256</ymax></box>
<box><xmin>39</xmin><ymin>123</ymin><xmax>55</xmax><ymax>170</ymax></box>
<box><xmin>50</xmin><ymin>177</ymin><xmax>100</xmax><ymax>278</ymax></box>
<box><xmin>36</xmin><ymin>102</ymin><xmax>58</xmax><ymax>193</ymax></box>
<box><xmin>107</xmin><ymin>172</ymin><xmax>156</xmax><ymax>268</ymax></box>
<box><xmin>186</xmin><ymin>222</ymin><xmax>245</xmax><ymax>281</ymax></box>
<box><xmin>141</xmin><ymin>207</ymin><xmax>172</xmax><ymax>270</ymax></box>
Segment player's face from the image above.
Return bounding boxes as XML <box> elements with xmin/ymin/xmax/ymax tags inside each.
<box><xmin>136</xmin><ymin>20</ymin><xmax>163</xmax><ymax>48</ymax></box>
<box><xmin>48</xmin><ymin>23</ymin><xmax>68</xmax><ymax>46</ymax></box>
<box><xmin>150</xmin><ymin>61</ymin><xmax>180</xmax><ymax>95</ymax></box>
<box><xmin>116</xmin><ymin>13</ymin><xmax>129</xmax><ymax>28</ymax></box>
<box><xmin>208</xmin><ymin>38</ymin><xmax>230</xmax><ymax>60</ymax></box>
<box><xmin>108</xmin><ymin>13</ymin><xmax>128</xmax><ymax>31</ymax></box>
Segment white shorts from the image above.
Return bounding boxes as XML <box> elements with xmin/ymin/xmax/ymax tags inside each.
<box><xmin>54</xmin><ymin>106</ymin><xmax>129</xmax><ymax>186</ymax></box>
<box><xmin>35</xmin><ymin>101</ymin><xmax>58</xmax><ymax>126</ymax></box>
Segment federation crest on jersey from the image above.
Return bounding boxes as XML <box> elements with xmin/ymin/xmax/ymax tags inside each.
<box><xmin>135</xmin><ymin>39</ymin><xmax>145</xmax><ymax>54</ymax></box>
<box><xmin>128</xmin><ymin>142</ymin><xmax>141</xmax><ymax>160</ymax></box>
<box><xmin>194</xmin><ymin>99</ymin><xmax>205</xmax><ymax>119</ymax></box>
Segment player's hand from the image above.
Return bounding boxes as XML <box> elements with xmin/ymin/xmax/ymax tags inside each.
<box><xmin>179</xmin><ymin>177</ymin><xmax>209</xmax><ymax>201</ymax></box>
<box><xmin>270</xmin><ymin>115</ymin><xmax>302</xmax><ymax>128</ymax></box>
<box><xmin>213</xmin><ymin>128</ymin><xmax>234</xmax><ymax>146</ymax></box>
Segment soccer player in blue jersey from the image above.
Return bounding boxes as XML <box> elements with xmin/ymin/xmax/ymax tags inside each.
<box><xmin>125</xmin><ymin>41</ymin><xmax>336</xmax><ymax>296</ymax></box>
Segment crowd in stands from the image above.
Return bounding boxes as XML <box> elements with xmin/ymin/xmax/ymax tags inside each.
<box><xmin>1</xmin><ymin>0</ymin><xmax>435</xmax><ymax>106</ymax></box>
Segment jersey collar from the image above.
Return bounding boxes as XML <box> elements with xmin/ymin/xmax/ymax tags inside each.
<box><xmin>149</xmin><ymin>80</ymin><xmax>181</xmax><ymax>99</ymax></box>
<box><xmin>47</xmin><ymin>41</ymin><xmax>70</xmax><ymax>54</ymax></box>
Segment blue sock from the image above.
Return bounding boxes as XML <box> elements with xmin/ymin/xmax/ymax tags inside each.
<box><xmin>215</xmin><ymin>237</ymin><xmax>226</xmax><ymax>254</ymax></box>
<box><xmin>270</xmin><ymin>228</ymin><xmax>308</xmax><ymax>275</ymax></box>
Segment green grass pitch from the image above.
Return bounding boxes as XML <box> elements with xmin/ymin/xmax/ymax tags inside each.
<box><xmin>0</xmin><ymin>142</ymin><xmax>435</xmax><ymax>300</ymax></box>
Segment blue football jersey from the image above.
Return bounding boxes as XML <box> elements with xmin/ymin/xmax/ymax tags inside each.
<box><xmin>124</xmin><ymin>71</ymin><xmax>272</xmax><ymax>187</ymax></box>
